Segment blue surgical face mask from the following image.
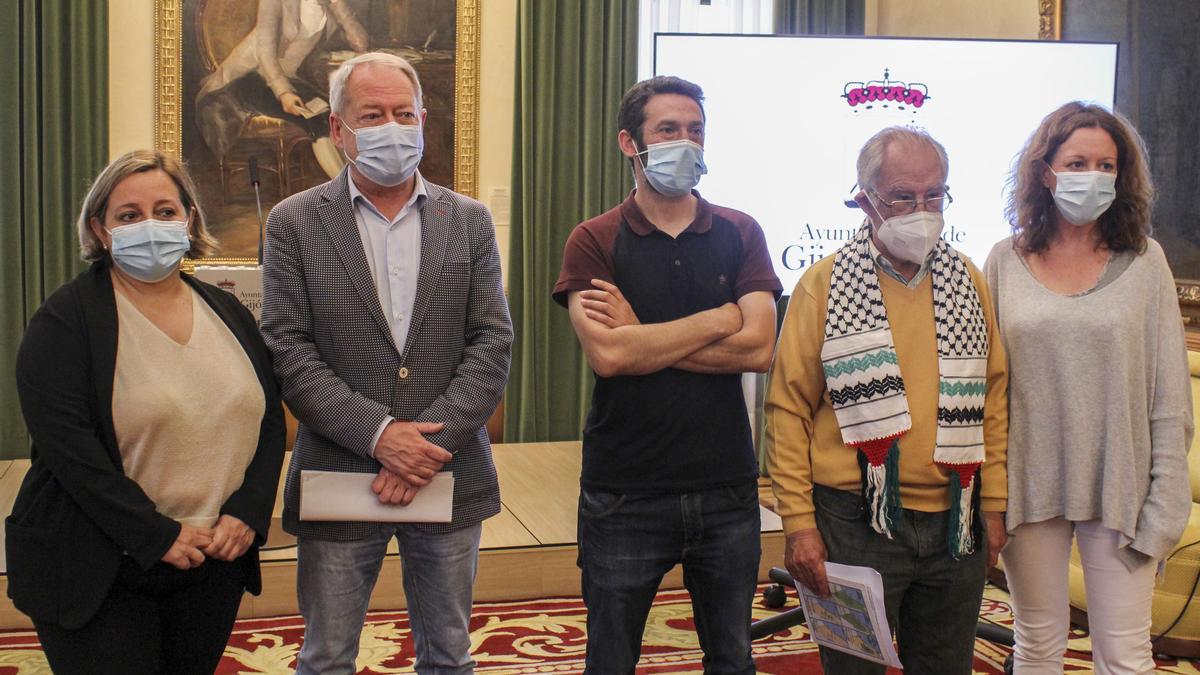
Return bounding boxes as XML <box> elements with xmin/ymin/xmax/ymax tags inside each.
<box><xmin>343</xmin><ymin>120</ymin><xmax>424</xmax><ymax>187</ymax></box>
<box><xmin>108</xmin><ymin>218</ymin><xmax>191</xmax><ymax>283</ymax></box>
<box><xmin>1051</xmin><ymin>170</ymin><xmax>1117</xmax><ymax>226</ymax></box>
<box><xmin>636</xmin><ymin>139</ymin><xmax>707</xmax><ymax>198</ymax></box>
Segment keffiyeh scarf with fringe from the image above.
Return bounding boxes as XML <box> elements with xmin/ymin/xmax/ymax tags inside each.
<box><xmin>821</xmin><ymin>224</ymin><xmax>989</xmax><ymax>558</ymax></box>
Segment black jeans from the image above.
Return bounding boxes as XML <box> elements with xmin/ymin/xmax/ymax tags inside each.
<box><xmin>35</xmin><ymin>555</ymin><xmax>248</xmax><ymax>674</ymax></box>
<box><xmin>814</xmin><ymin>485</ymin><xmax>987</xmax><ymax>675</ymax></box>
<box><xmin>577</xmin><ymin>481</ymin><xmax>761</xmax><ymax>675</ymax></box>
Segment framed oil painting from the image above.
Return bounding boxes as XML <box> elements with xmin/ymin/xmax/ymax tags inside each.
<box><xmin>154</xmin><ymin>0</ymin><xmax>480</xmax><ymax>265</ymax></box>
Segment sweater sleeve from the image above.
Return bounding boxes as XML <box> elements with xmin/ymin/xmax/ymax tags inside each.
<box><xmin>1130</xmin><ymin>249</ymin><xmax>1194</xmax><ymax>561</ymax></box>
<box><xmin>765</xmin><ymin>268</ymin><xmax>831</xmax><ymax>534</ymax></box>
<box><xmin>982</xmin><ymin>238</ymin><xmax>1006</xmax><ymax>326</ymax></box>
<box><xmin>970</xmin><ymin>261</ymin><xmax>1009</xmax><ymax>514</ymax></box>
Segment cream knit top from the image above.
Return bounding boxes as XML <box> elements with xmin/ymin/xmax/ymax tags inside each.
<box><xmin>112</xmin><ymin>287</ymin><xmax>264</xmax><ymax>528</ymax></box>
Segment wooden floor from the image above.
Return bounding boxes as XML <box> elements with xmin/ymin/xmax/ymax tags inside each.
<box><xmin>0</xmin><ymin>441</ymin><xmax>784</xmax><ymax>629</ymax></box>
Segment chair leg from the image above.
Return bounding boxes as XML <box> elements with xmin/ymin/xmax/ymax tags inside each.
<box><xmin>751</xmin><ymin>606</ymin><xmax>806</xmax><ymax>640</ymax></box>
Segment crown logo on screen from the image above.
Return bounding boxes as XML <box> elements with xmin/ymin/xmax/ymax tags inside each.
<box><xmin>843</xmin><ymin>69</ymin><xmax>930</xmax><ymax>112</ymax></box>
<box><xmin>217</xmin><ymin>279</ymin><xmax>237</xmax><ymax>292</ymax></box>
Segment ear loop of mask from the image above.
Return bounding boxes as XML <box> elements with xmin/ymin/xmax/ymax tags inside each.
<box><xmin>338</xmin><ymin>117</ymin><xmax>356</xmax><ymax>164</ymax></box>
<box><xmin>627</xmin><ymin>137</ymin><xmax>650</xmax><ymax>182</ymax></box>
<box><xmin>633</xmin><ymin>138</ymin><xmax>650</xmax><ymax>170</ymax></box>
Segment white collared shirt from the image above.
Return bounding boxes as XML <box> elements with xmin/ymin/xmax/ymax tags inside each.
<box><xmin>348</xmin><ymin>173</ymin><xmax>426</xmax><ymax>355</ymax></box>
<box><xmin>349</xmin><ymin>174</ymin><xmax>426</xmax><ymax>458</ymax></box>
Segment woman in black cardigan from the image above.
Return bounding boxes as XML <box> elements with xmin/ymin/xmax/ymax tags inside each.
<box><xmin>7</xmin><ymin>150</ymin><xmax>285</xmax><ymax>674</ymax></box>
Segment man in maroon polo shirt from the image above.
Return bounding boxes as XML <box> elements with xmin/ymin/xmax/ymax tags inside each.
<box><xmin>552</xmin><ymin>76</ymin><xmax>783</xmax><ymax>674</ymax></box>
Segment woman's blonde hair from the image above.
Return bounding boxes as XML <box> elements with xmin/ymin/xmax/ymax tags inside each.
<box><xmin>77</xmin><ymin>150</ymin><xmax>218</xmax><ymax>262</ymax></box>
<box><xmin>1005</xmin><ymin>101</ymin><xmax>1153</xmax><ymax>254</ymax></box>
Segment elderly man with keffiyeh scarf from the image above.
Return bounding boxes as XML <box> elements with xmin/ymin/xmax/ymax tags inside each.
<box><xmin>766</xmin><ymin>126</ymin><xmax>1009</xmax><ymax>675</ymax></box>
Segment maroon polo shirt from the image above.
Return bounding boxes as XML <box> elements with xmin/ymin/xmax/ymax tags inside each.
<box><xmin>553</xmin><ymin>191</ymin><xmax>782</xmax><ymax>493</ymax></box>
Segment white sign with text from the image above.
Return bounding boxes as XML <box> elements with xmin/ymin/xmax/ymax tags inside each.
<box><xmin>654</xmin><ymin>34</ymin><xmax>1118</xmax><ymax>291</ymax></box>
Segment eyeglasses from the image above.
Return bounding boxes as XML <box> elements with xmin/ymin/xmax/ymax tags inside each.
<box><xmin>871</xmin><ymin>190</ymin><xmax>954</xmax><ymax>215</ymax></box>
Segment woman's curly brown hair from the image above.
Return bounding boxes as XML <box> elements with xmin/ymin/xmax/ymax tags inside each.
<box><xmin>1004</xmin><ymin>101</ymin><xmax>1153</xmax><ymax>254</ymax></box>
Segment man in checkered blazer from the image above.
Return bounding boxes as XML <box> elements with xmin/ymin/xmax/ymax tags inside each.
<box><xmin>261</xmin><ymin>52</ymin><xmax>512</xmax><ymax>675</ymax></box>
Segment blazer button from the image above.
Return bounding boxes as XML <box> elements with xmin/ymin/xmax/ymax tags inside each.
<box><xmin>398</xmin><ymin>367</ymin><xmax>409</xmax><ymax>380</ymax></box>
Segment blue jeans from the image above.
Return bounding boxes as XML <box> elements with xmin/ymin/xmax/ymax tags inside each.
<box><xmin>295</xmin><ymin>523</ymin><xmax>482</xmax><ymax>675</ymax></box>
<box><xmin>814</xmin><ymin>485</ymin><xmax>987</xmax><ymax>675</ymax></box>
<box><xmin>577</xmin><ymin>481</ymin><xmax>761</xmax><ymax>675</ymax></box>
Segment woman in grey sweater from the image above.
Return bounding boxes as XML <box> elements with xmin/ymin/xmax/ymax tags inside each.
<box><xmin>985</xmin><ymin>101</ymin><xmax>1193</xmax><ymax>674</ymax></box>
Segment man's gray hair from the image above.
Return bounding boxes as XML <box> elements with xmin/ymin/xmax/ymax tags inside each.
<box><xmin>856</xmin><ymin>126</ymin><xmax>949</xmax><ymax>193</ymax></box>
<box><xmin>329</xmin><ymin>52</ymin><xmax>424</xmax><ymax>117</ymax></box>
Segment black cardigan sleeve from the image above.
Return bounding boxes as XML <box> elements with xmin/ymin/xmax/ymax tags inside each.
<box><xmin>15</xmin><ymin>284</ymin><xmax>180</xmax><ymax>569</ymax></box>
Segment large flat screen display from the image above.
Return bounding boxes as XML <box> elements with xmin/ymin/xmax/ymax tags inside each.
<box><xmin>654</xmin><ymin>34</ymin><xmax>1118</xmax><ymax>291</ymax></box>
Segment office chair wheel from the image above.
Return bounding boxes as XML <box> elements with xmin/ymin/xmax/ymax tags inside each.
<box><xmin>762</xmin><ymin>583</ymin><xmax>788</xmax><ymax>609</ymax></box>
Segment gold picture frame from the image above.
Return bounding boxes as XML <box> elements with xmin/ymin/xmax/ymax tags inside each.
<box><xmin>1179</xmin><ymin>282</ymin><xmax>1200</xmax><ymax>350</ymax></box>
<box><xmin>1038</xmin><ymin>0</ymin><xmax>1061</xmax><ymax>40</ymax></box>
<box><xmin>154</xmin><ymin>0</ymin><xmax>481</xmax><ymax>268</ymax></box>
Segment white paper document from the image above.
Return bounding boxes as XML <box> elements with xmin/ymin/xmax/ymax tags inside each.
<box><xmin>298</xmin><ymin>97</ymin><xmax>331</xmax><ymax>119</ymax></box>
<box><xmin>299</xmin><ymin>471</ymin><xmax>454</xmax><ymax>523</ymax></box>
<box><xmin>796</xmin><ymin>562</ymin><xmax>902</xmax><ymax>668</ymax></box>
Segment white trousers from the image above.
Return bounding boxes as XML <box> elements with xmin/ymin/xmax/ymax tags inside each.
<box><xmin>1000</xmin><ymin>518</ymin><xmax>1157</xmax><ymax>674</ymax></box>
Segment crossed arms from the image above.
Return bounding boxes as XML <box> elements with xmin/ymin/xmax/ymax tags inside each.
<box><xmin>567</xmin><ymin>279</ymin><xmax>777</xmax><ymax>377</ymax></box>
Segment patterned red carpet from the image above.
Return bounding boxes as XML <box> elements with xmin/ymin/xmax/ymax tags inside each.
<box><xmin>0</xmin><ymin>585</ymin><xmax>1197</xmax><ymax>673</ymax></box>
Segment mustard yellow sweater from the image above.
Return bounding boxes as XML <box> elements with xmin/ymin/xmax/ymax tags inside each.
<box><xmin>765</xmin><ymin>253</ymin><xmax>1008</xmax><ymax>535</ymax></box>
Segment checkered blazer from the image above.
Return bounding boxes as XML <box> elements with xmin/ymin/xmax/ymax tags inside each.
<box><xmin>261</xmin><ymin>170</ymin><xmax>513</xmax><ymax>540</ymax></box>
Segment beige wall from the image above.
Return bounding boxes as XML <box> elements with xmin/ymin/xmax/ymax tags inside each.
<box><xmin>108</xmin><ymin>0</ymin><xmax>156</xmax><ymax>157</ymax></box>
<box><xmin>866</xmin><ymin>0</ymin><xmax>1040</xmax><ymax>39</ymax></box>
<box><xmin>478</xmin><ymin>0</ymin><xmax>517</xmax><ymax>287</ymax></box>
<box><xmin>107</xmin><ymin>0</ymin><xmax>517</xmax><ymax>286</ymax></box>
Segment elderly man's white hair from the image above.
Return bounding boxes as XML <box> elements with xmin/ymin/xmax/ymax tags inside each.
<box><xmin>329</xmin><ymin>52</ymin><xmax>424</xmax><ymax>117</ymax></box>
<box><xmin>856</xmin><ymin>126</ymin><xmax>949</xmax><ymax>194</ymax></box>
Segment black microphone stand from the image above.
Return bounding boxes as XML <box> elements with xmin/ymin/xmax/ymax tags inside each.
<box><xmin>249</xmin><ymin>155</ymin><xmax>265</xmax><ymax>266</ymax></box>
